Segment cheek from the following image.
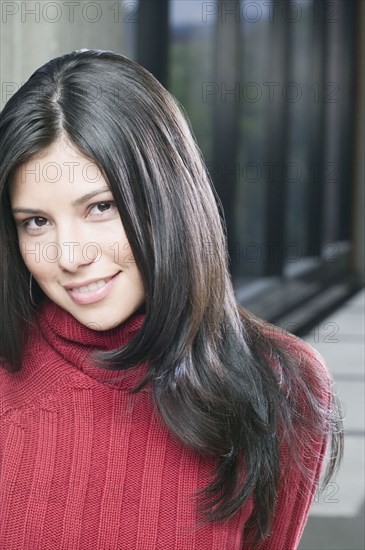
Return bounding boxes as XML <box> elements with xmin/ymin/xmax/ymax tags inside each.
<box><xmin>16</xmin><ymin>235</ymin><xmax>32</xmax><ymax>271</ymax></box>
<box><xmin>87</xmin><ymin>221</ymin><xmax>130</xmax><ymax>264</ymax></box>
<box><xmin>124</xmin><ymin>266</ymin><xmax>145</xmax><ymax>303</ymax></box>
<box><xmin>119</xmin><ymin>242</ymin><xmax>136</xmax><ymax>267</ymax></box>
<box><xmin>18</xmin><ymin>238</ymin><xmax>53</xmax><ymax>279</ymax></box>
<box><xmin>27</xmin><ymin>257</ymin><xmax>54</xmax><ymax>281</ymax></box>
<box><xmin>106</xmin><ymin>236</ymin><xmax>135</xmax><ymax>268</ymax></box>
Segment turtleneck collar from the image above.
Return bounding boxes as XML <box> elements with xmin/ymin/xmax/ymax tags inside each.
<box><xmin>33</xmin><ymin>296</ymin><xmax>149</xmax><ymax>390</ymax></box>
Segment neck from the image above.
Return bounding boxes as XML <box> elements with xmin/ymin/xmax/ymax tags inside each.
<box><xmin>33</xmin><ymin>296</ymin><xmax>148</xmax><ymax>390</ymax></box>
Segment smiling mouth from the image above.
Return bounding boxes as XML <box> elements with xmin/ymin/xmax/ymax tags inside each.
<box><xmin>69</xmin><ymin>275</ymin><xmax>115</xmax><ymax>293</ymax></box>
<box><xmin>65</xmin><ymin>272</ymin><xmax>122</xmax><ymax>305</ymax></box>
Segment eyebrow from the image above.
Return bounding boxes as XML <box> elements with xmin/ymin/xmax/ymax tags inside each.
<box><xmin>12</xmin><ymin>187</ymin><xmax>111</xmax><ymax>216</ymax></box>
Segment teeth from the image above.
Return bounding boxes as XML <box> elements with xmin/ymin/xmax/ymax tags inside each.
<box><xmin>72</xmin><ymin>279</ymin><xmax>107</xmax><ymax>293</ymax></box>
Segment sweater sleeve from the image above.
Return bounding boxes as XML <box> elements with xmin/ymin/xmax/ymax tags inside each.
<box><xmin>242</xmin><ymin>336</ymin><xmax>333</xmax><ymax>550</ymax></box>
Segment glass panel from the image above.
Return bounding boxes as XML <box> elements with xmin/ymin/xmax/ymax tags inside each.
<box><xmin>168</xmin><ymin>0</ymin><xmax>216</xmax><ymax>160</ymax></box>
<box><xmin>321</xmin><ymin>0</ymin><xmax>343</xmax><ymax>247</ymax></box>
<box><xmin>235</xmin><ymin>0</ymin><xmax>273</xmax><ymax>278</ymax></box>
<box><xmin>0</xmin><ymin>0</ymin><xmax>138</xmax><ymax>110</ymax></box>
<box><xmin>284</xmin><ymin>0</ymin><xmax>313</xmax><ymax>275</ymax></box>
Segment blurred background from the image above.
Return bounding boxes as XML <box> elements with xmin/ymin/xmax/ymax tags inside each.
<box><xmin>1</xmin><ymin>1</ymin><xmax>364</xmax><ymax>548</ymax></box>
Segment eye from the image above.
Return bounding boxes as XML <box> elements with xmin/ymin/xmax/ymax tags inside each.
<box><xmin>19</xmin><ymin>217</ymin><xmax>48</xmax><ymax>232</ymax></box>
<box><xmin>16</xmin><ymin>200</ymin><xmax>117</xmax><ymax>235</ymax></box>
<box><xmin>88</xmin><ymin>201</ymin><xmax>116</xmax><ymax>216</ymax></box>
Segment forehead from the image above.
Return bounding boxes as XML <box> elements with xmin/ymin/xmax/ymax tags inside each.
<box><xmin>10</xmin><ymin>140</ymin><xmax>106</xmax><ymax>200</ymax></box>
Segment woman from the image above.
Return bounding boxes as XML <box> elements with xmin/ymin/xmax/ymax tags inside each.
<box><xmin>0</xmin><ymin>50</ymin><xmax>343</xmax><ymax>549</ymax></box>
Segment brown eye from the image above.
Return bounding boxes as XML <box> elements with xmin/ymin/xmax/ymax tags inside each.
<box><xmin>89</xmin><ymin>201</ymin><xmax>116</xmax><ymax>216</ymax></box>
<box><xmin>96</xmin><ymin>202</ymin><xmax>111</xmax><ymax>213</ymax></box>
<box><xmin>33</xmin><ymin>217</ymin><xmax>47</xmax><ymax>227</ymax></box>
<box><xmin>21</xmin><ymin>216</ymin><xmax>48</xmax><ymax>232</ymax></box>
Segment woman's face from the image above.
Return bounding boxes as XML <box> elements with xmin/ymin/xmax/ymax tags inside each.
<box><xmin>9</xmin><ymin>137</ymin><xmax>145</xmax><ymax>330</ymax></box>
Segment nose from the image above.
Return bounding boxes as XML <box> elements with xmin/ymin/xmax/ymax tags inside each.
<box><xmin>53</xmin><ymin>224</ymin><xmax>101</xmax><ymax>272</ymax></box>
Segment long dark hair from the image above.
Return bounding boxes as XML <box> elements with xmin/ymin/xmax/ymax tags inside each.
<box><xmin>0</xmin><ymin>49</ymin><xmax>343</xmax><ymax>546</ymax></box>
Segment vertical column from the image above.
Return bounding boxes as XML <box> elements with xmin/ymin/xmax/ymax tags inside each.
<box><xmin>262</xmin><ymin>0</ymin><xmax>291</xmax><ymax>276</ymax></box>
<box><xmin>307</xmin><ymin>0</ymin><xmax>327</xmax><ymax>258</ymax></box>
<box><xmin>136</xmin><ymin>0</ymin><xmax>169</xmax><ymax>88</ymax></box>
<box><xmin>211</xmin><ymin>0</ymin><xmax>241</xmax><ymax>277</ymax></box>
<box><xmin>0</xmin><ymin>0</ymin><xmax>133</xmax><ymax>112</ymax></box>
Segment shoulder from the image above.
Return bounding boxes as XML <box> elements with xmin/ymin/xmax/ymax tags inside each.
<box><xmin>262</xmin><ymin>329</ymin><xmax>335</xmax><ymax>478</ymax></box>
<box><xmin>0</xmin><ymin>321</ymin><xmax>46</xmax><ymax>419</ymax></box>
<box><xmin>0</xmin><ymin>358</ymin><xmax>27</xmax><ymax>420</ymax></box>
<box><xmin>283</xmin><ymin>330</ymin><xmax>331</xmax><ymax>392</ymax></box>
<box><xmin>0</xmin><ymin>361</ymin><xmax>14</xmax><ymax>420</ymax></box>
<box><xmin>267</xmin><ymin>326</ymin><xmax>331</xmax><ymax>383</ymax></box>
<box><xmin>261</xmin><ymin>327</ymin><xmax>334</xmax><ymax>422</ymax></box>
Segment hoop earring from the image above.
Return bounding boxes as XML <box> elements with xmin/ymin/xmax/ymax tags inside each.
<box><xmin>29</xmin><ymin>273</ymin><xmax>36</xmax><ymax>306</ymax></box>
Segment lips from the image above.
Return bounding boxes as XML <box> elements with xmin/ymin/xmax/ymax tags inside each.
<box><xmin>65</xmin><ymin>272</ymin><xmax>121</xmax><ymax>305</ymax></box>
<box><xmin>63</xmin><ymin>274</ymin><xmax>115</xmax><ymax>291</ymax></box>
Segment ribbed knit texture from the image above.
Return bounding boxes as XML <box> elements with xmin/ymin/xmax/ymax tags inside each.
<box><xmin>0</xmin><ymin>297</ymin><xmax>331</xmax><ymax>549</ymax></box>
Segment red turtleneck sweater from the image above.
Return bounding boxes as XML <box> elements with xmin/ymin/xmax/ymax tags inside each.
<box><xmin>0</xmin><ymin>297</ymin><xmax>331</xmax><ymax>549</ymax></box>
